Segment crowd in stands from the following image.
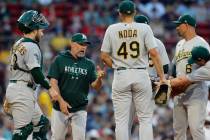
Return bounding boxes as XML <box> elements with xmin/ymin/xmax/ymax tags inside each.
<box><xmin>0</xmin><ymin>0</ymin><xmax>210</xmax><ymax>139</ymax></box>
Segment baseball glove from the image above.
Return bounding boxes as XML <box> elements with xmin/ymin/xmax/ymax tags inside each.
<box><xmin>3</xmin><ymin>99</ymin><xmax>12</xmax><ymax>115</ymax></box>
<box><xmin>154</xmin><ymin>80</ymin><xmax>171</xmax><ymax>105</ymax></box>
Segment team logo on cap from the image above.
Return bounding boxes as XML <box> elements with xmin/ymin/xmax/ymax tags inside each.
<box><xmin>82</xmin><ymin>34</ymin><xmax>87</xmax><ymax>40</ymax></box>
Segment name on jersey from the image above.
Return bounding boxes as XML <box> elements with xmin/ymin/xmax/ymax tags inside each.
<box><xmin>176</xmin><ymin>50</ymin><xmax>191</xmax><ymax>62</ymax></box>
<box><xmin>119</xmin><ymin>29</ymin><xmax>137</xmax><ymax>39</ymax></box>
<box><xmin>64</xmin><ymin>66</ymin><xmax>87</xmax><ymax>75</ymax></box>
<box><xmin>12</xmin><ymin>44</ymin><xmax>27</xmax><ymax>55</ymax></box>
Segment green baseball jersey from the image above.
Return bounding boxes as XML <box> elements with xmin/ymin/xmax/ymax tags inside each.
<box><xmin>48</xmin><ymin>51</ymin><xmax>97</xmax><ymax>112</ymax></box>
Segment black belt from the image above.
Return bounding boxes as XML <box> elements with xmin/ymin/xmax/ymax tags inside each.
<box><xmin>9</xmin><ymin>80</ymin><xmax>36</xmax><ymax>90</ymax></box>
<box><xmin>116</xmin><ymin>67</ymin><xmax>146</xmax><ymax>71</ymax></box>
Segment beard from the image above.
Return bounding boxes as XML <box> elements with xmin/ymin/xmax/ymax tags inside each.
<box><xmin>35</xmin><ymin>34</ymin><xmax>40</xmax><ymax>42</ymax></box>
<box><xmin>77</xmin><ymin>51</ymin><xmax>85</xmax><ymax>58</ymax></box>
<box><xmin>177</xmin><ymin>31</ymin><xmax>182</xmax><ymax>37</ymax></box>
<box><xmin>35</xmin><ymin>31</ymin><xmax>43</xmax><ymax>42</ymax></box>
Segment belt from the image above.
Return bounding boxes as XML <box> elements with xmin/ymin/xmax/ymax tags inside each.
<box><xmin>9</xmin><ymin>80</ymin><xmax>36</xmax><ymax>90</ymax></box>
<box><xmin>116</xmin><ymin>67</ymin><xmax>146</xmax><ymax>71</ymax></box>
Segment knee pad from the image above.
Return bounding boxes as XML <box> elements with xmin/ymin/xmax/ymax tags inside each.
<box><xmin>33</xmin><ymin>115</ymin><xmax>49</xmax><ymax>140</ymax></box>
<box><xmin>12</xmin><ymin>122</ymin><xmax>33</xmax><ymax>140</ymax></box>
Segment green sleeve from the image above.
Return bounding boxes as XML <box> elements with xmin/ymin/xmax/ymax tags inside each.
<box><xmin>89</xmin><ymin>62</ymin><xmax>97</xmax><ymax>84</ymax></box>
<box><xmin>48</xmin><ymin>57</ymin><xmax>60</xmax><ymax>80</ymax></box>
<box><xmin>31</xmin><ymin>67</ymin><xmax>51</xmax><ymax>89</ymax></box>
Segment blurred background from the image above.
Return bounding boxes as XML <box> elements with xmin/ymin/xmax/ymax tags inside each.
<box><xmin>0</xmin><ymin>0</ymin><xmax>210</xmax><ymax>140</ymax></box>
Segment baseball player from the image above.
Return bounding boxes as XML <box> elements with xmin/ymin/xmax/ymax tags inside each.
<box><xmin>4</xmin><ymin>10</ymin><xmax>59</xmax><ymax>140</ymax></box>
<box><xmin>187</xmin><ymin>48</ymin><xmax>210</xmax><ymax>140</ymax></box>
<box><xmin>170</xmin><ymin>46</ymin><xmax>210</xmax><ymax>91</ymax></box>
<box><xmin>100</xmin><ymin>1</ymin><xmax>166</xmax><ymax>140</ymax></box>
<box><xmin>48</xmin><ymin>33</ymin><xmax>105</xmax><ymax>140</ymax></box>
<box><xmin>126</xmin><ymin>14</ymin><xmax>170</xmax><ymax>137</ymax></box>
<box><xmin>134</xmin><ymin>15</ymin><xmax>170</xmax><ymax>84</ymax></box>
<box><xmin>172</xmin><ymin>14</ymin><xmax>210</xmax><ymax>140</ymax></box>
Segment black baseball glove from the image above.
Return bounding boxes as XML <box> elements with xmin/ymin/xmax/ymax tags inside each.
<box><xmin>154</xmin><ymin>80</ymin><xmax>171</xmax><ymax>105</ymax></box>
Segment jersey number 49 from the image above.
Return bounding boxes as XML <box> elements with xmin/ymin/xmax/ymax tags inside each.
<box><xmin>117</xmin><ymin>41</ymin><xmax>140</xmax><ymax>59</ymax></box>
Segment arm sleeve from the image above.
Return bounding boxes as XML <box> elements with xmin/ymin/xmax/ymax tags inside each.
<box><xmin>31</xmin><ymin>67</ymin><xmax>50</xmax><ymax>89</ymax></box>
<box><xmin>101</xmin><ymin>27</ymin><xmax>111</xmax><ymax>53</ymax></box>
<box><xmin>24</xmin><ymin>44</ymin><xmax>41</xmax><ymax>70</ymax></box>
<box><xmin>187</xmin><ymin>64</ymin><xmax>210</xmax><ymax>82</ymax></box>
<box><xmin>89</xmin><ymin>62</ymin><xmax>97</xmax><ymax>84</ymax></box>
<box><xmin>47</xmin><ymin>57</ymin><xmax>60</xmax><ymax>80</ymax></box>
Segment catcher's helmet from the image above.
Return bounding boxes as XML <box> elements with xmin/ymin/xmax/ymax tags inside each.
<box><xmin>17</xmin><ymin>10</ymin><xmax>49</xmax><ymax>33</ymax></box>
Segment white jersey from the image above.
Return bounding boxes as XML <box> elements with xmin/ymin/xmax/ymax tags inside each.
<box><xmin>187</xmin><ymin>61</ymin><xmax>210</xmax><ymax>82</ymax></box>
<box><xmin>205</xmin><ymin>100</ymin><xmax>210</xmax><ymax>140</ymax></box>
<box><xmin>148</xmin><ymin>38</ymin><xmax>169</xmax><ymax>78</ymax></box>
<box><xmin>101</xmin><ymin>22</ymin><xmax>157</xmax><ymax>69</ymax></box>
<box><xmin>173</xmin><ymin>35</ymin><xmax>210</xmax><ymax>101</ymax></box>
<box><xmin>9</xmin><ymin>38</ymin><xmax>42</xmax><ymax>83</ymax></box>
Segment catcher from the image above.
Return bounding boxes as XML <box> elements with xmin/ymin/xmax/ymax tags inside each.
<box><xmin>155</xmin><ymin>46</ymin><xmax>210</xmax><ymax>104</ymax></box>
<box><xmin>4</xmin><ymin>10</ymin><xmax>59</xmax><ymax>140</ymax></box>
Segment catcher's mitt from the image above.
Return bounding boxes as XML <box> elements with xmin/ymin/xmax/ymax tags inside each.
<box><xmin>154</xmin><ymin>80</ymin><xmax>171</xmax><ymax>105</ymax></box>
<box><xmin>3</xmin><ymin>99</ymin><xmax>12</xmax><ymax>115</ymax></box>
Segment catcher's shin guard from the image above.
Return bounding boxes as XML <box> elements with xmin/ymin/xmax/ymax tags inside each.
<box><xmin>33</xmin><ymin>115</ymin><xmax>49</xmax><ymax>140</ymax></box>
<box><xmin>12</xmin><ymin>122</ymin><xmax>33</xmax><ymax>140</ymax></box>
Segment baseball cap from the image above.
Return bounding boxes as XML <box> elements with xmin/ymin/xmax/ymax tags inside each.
<box><xmin>173</xmin><ymin>14</ymin><xmax>196</xmax><ymax>27</ymax></box>
<box><xmin>71</xmin><ymin>33</ymin><xmax>90</xmax><ymax>45</ymax></box>
<box><xmin>188</xmin><ymin>46</ymin><xmax>210</xmax><ymax>64</ymax></box>
<box><xmin>134</xmin><ymin>15</ymin><xmax>150</xmax><ymax>24</ymax></box>
<box><xmin>118</xmin><ymin>0</ymin><xmax>135</xmax><ymax>15</ymax></box>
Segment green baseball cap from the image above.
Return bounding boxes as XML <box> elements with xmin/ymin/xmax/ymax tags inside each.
<box><xmin>188</xmin><ymin>46</ymin><xmax>210</xmax><ymax>64</ymax></box>
<box><xmin>173</xmin><ymin>14</ymin><xmax>196</xmax><ymax>27</ymax></box>
<box><xmin>71</xmin><ymin>33</ymin><xmax>90</xmax><ymax>45</ymax></box>
<box><xmin>134</xmin><ymin>15</ymin><xmax>150</xmax><ymax>24</ymax></box>
<box><xmin>118</xmin><ymin>0</ymin><xmax>135</xmax><ymax>15</ymax></box>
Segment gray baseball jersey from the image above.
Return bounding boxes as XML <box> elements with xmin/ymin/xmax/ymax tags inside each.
<box><xmin>187</xmin><ymin>61</ymin><xmax>210</xmax><ymax>81</ymax></box>
<box><xmin>148</xmin><ymin>38</ymin><xmax>169</xmax><ymax>78</ymax></box>
<box><xmin>173</xmin><ymin>36</ymin><xmax>210</xmax><ymax>101</ymax></box>
<box><xmin>6</xmin><ymin>37</ymin><xmax>43</xmax><ymax>130</ymax></box>
<box><xmin>101</xmin><ymin>22</ymin><xmax>157</xmax><ymax>140</ymax></box>
<box><xmin>101</xmin><ymin>22</ymin><xmax>157</xmax><ymax>69</ymax></box>
<box><xmin>9</xmin><ymin>38</ymin><xmax>41</xmax><ymax>83</ymax></box>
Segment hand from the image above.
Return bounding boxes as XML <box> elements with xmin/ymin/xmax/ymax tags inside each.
<box><xmin>49</xmin><ymin>87</ymin><xmax>59</xmax><ymax>101</ymax></box>
<box><xmin>159</xmin><ymin>78</ymin><xmax>167</xmax><ymax>85</ymax></box>
<box><xmin>168</xmin><ymin>76</ymin><xmax>174</xmax><ymax>80</ymax></box>
<box><xmin>59</xmin><ymin>98</ymin><xmax>71</xmax><ymax>115</ymax></box>
<box><xmin>96</xmin><ymin>65</ymin><xmax>105</xmax><ymax>79</ymax></box>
